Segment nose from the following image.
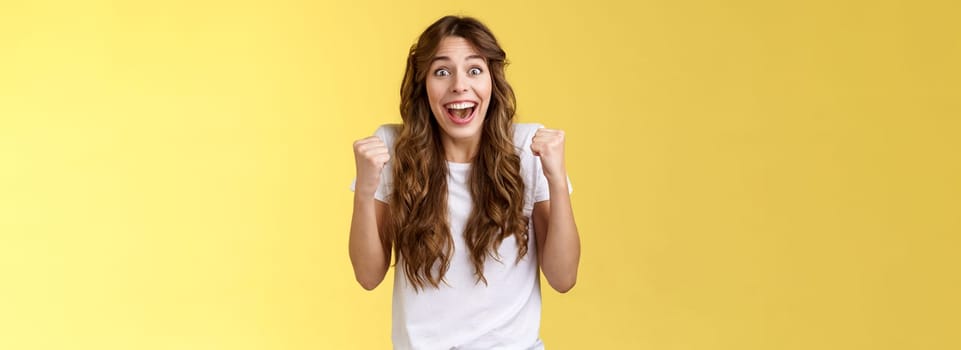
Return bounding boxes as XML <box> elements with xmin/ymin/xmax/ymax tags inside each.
<box><xmin>450</xmin><ymin>73</ymin><xmax>469</xmax><ymax>93</ymax></box>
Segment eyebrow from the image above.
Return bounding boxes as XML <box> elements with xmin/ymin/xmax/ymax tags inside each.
<box><xmin>430</xmin><ymin>55</ymin><xmax>486</xmax><ymax>64</ymax></box>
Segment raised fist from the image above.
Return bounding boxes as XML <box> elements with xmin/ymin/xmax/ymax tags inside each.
<box><xmin>353</xmin><ymin>136</ymin><xmax>390</xmax><ymax>197</ymax></box>
<box><xmin>530</xmin><ymin>128</ymin><xmax>567</xmax><ymax>181</ymax></box>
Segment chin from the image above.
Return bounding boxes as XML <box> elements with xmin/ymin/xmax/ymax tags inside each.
<box><xmin>450</xmin><ymin>125</ymin><xmax>483</xmax><ymax>139</ymax></box>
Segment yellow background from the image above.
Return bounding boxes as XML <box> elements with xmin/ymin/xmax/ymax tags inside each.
<box><xmin>2</xmin><ymin>0</ymin><xmax>959</xmax><ymax>349</ymax></box>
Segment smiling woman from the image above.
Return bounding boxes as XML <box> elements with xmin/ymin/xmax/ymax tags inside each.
<box><xmin>349</xmin><ymin>15</ymin><xmax>579</xmax><ymax>349</ymax></box>
<box><xmin>425</xmin><ymin>36</ymin><xmax>491</xmax><ymax>146</ymax></box>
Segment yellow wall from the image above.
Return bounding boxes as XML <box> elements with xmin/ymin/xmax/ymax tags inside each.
<box><xmin>2</xmin><ymin>0</ymin><xmax>958</xmax><ymax>349</ymax></box>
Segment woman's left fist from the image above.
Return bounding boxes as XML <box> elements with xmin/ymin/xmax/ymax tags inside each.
<box><xmin>530</xmin><ymin>127</ymin><xmax>567</xmax><ymax>181</ymax></box>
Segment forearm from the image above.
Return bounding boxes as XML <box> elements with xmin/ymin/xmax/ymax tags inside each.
<box><xmin>348</xmin><ymin>192</ymin><xmax>389</xmax><ymax>290</ymax></box>
<box><xmin>541</xmin><ymin>175</ymin><xmax>580</xmax><ymax>292</ymax></box>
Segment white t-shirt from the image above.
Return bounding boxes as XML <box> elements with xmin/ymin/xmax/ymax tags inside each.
<box><xmin>351</xmin><ymin>123</ymin><xmax>571</xmax><ymax>350</ymax></box>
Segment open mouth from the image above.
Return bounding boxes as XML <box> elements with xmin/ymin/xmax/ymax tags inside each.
<box><xmin>444</xmin><ymin>101</ymin><xmax>477</xmax><ymax>125</ymax></box>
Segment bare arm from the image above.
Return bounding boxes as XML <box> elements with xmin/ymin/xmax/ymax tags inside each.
<box><xmin>349</xmin><ymin>136</ymin><xmax>392</xmax><ymax>290</ymax></box>
<box><xmin>349</xmin><ymin>197</ymin><xmax>391</xmax><ymax>290</ymax></box>
<box><xmin>533</xmin><ymin>177</ymin><xmax>580</xmax><ymax>293</ymax></box>
<box><xmin>530</xmin><ymin>127</ymin><xmax>580</xmax><ymax>293</ymax></box>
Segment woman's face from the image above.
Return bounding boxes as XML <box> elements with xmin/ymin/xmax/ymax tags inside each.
<box><xmin>425</xmin><ymin>36</ymin><xmax>492</xmax><ymax>143</ymax></box>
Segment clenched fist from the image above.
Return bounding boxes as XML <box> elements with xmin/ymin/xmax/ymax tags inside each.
<box><xmin>353</xmin><ymin>136</ymin><xmax>390</xmax><ymax>197</ymax></box>
<box><xmin>530</xmin><ymin>127</ymin><xmax>567</xmax><ymax>182</ymax></box>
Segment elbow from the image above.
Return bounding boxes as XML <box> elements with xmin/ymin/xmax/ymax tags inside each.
<box><xmin>356</xmin><ymin>275</ymin><xmax>383</xmax><ymax>291</ymax></box>
<box><xmin>548</xmin><ymin>274</ymin><xmax>577</xmax><ymax>293</ymax></box>
<box><xmin>350</xmin><ymin>256</ymin><xmax>389</xmax><ymax>291</ymax></box>
<box><xmin>542</xmin><ymin>260</ymin><xmax>579</xmax><ymax>293</ymax></box>
<box><xmin>354</xmin><ymin>267</ymin><xmax>386</xmax><ymax>291</ymax></box>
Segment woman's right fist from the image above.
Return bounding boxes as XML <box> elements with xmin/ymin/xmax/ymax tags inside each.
<box><xmin>353</xmin><ymin>136</ymin><xmax>390</xmax><ymax>196</ymax></box>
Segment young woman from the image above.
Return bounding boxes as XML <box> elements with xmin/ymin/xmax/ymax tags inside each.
<box><xmin>350</xmin><ymin>15</ymin><xmax>580</xmax><ymax>349</ymax></box>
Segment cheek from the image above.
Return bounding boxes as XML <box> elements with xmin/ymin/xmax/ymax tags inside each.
<box><xmin>425</xmin><ymin>80</ymin><xmax>441</xmax><ymax>104</ymax></box>
<box><xmin>480</xmin><ymin>78</ymin><xmax>493</xmax><ymax>108</ymax></box>
<box><xmin>481</xmin><ymin>76</ymin><xmax>493</xmax><ymax>98</ymax></box>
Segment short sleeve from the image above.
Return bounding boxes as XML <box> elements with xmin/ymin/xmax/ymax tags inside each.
<box><xmin>349</xmin><ymin>125</ymin><xmax>394</xmax><ymax>203</ymax></box>
<box><xmin>523</xmin><ymin>123</ymin><xmax>572</xmax><ymax>203</ymax></box>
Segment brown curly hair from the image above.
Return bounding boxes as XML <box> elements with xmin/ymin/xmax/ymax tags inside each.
<box><xmin>389</xmin><ymin>16</ymin><xmax>528</xmax><ymax>291</ymax></box>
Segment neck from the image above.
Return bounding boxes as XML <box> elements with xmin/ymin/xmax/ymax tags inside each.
<box><xmin>440</xmin><ymin>133</ymin><xmax>481</xmax><ymax>163</ymax></box>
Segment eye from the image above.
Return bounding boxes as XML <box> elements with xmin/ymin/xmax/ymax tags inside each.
<box><xmin>469</xmin><ymin>67</ymin><xmax>483</xmax><ymax>75</ymax></box>
<box><xmin>433</xmin><ymin>68</ymin><xmax>450</xmax><ymax>77</ymax></box>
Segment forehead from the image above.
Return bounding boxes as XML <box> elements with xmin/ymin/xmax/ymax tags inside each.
<box><xmin>432</xmin><ymin>36</ymin><xmax>482</xmax><ymax>60</ymax></box>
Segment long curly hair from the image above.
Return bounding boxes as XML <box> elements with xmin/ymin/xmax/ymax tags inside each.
<box><xmin>389</xmin><ymin>16</ymin><xmax>528</xmax><ymax>291</ymax></box>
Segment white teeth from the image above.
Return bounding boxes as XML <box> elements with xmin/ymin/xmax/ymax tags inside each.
<box><xmin>445</xmin><ymin>102</ymin><xmax>476</xmax><ymax>109</ymax></box>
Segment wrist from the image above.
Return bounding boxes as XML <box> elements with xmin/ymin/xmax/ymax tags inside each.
<box><xmin>545</xmin><ymin>172</ymin><xmax>568</xmax><ymax>188</ymax></box>
<box><xmin>353</xmin><ymin>184</ymin><xmax>378</xmax><ymax>200</ymax></box>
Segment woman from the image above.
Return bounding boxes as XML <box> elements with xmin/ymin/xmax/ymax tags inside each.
<box><xmin>350</xmin><ymin>15</ymin><xmax>580</xmax><ymax>349</ymax></box>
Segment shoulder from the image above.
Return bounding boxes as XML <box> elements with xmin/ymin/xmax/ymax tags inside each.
<box><xmin>373</xmin><ymin>124</ymin><xmax>402</xmax><ymax>151</ymax></box>
<box><xmin>512</xmin><ymin>122</ymin><xmax>545</xmax><ymax>148</ymax></box>
<box><xmin>373</xmin><ymin>124</ymin><xmax>401</xmax><ymax>140</ymax></box>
